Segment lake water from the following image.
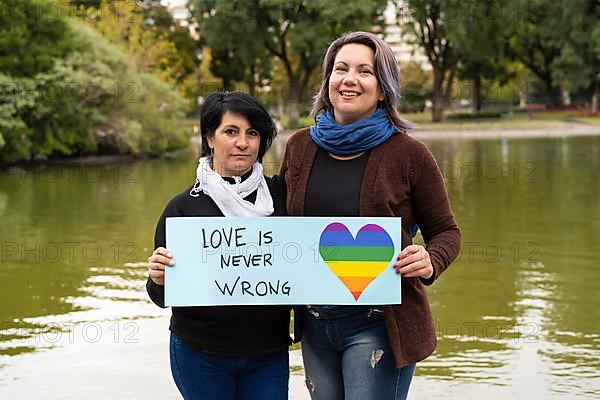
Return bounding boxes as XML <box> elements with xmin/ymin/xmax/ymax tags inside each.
<box><xmin>0</xmin><ymin>134</ymin><xmax>598</xmax><ymax>399</ymax></box>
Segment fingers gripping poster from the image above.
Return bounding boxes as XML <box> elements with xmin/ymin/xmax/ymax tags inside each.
<box><xmin>165</xmin><ymin>217</ymin><xmax>402</xmax><ymax>306</ymax></box>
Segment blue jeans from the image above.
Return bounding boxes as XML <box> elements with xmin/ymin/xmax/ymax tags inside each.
<box><xmin>301</xmin><ymin>307</ymin><xmax>416</xmax><ymax>400</ymax></box>
<box><xmin>169</xmin><ymin>333</ymin><xmax>289</xmax><ymax>400</ymax></box>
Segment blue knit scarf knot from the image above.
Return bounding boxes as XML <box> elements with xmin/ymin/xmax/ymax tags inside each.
<box><xmin>309</xmin><ymin>108</ymin><xmax>397</xmax><ymax>156</ymax></box>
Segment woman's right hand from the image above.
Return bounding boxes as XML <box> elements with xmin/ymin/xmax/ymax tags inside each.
<box><xmin>147</xmin><ymin>247</ymin><xmax>175</xmax><ymax>286</ymax></box>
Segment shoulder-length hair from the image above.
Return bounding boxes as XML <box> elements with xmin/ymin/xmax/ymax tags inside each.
<box><xmin>200</xmin><ymin>91</ymin><xmax>277</xmax><ymax>161</ymax></box>
<box><xmin>310</xmin><ymin>31</ymin><xmax>414</xmax><ymax>133</ymax></box>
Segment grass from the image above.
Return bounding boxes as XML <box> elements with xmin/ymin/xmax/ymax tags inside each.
<box><xmin>416</xmin><ymin>118</ymin><xmax>559</xmax><ymax>130</ymax></box>
<box><xmin>567</xmin><ymin>115</ymin><xmax>600</xmax><ymax>125</ymax></box>
<box><xmin>401</xmin><ymin>110</ymin><xmax>600</xmax><ymax>129</ymax></box>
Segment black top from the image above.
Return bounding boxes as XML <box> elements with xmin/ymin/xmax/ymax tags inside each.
<box><xmin>305</xmin><ymin>146</ymin><xmax>419</xmax><ymax>237</ymax></box>
<box><xmin>304</xmin><ymin>148</ymin><xmax>371</xmax><ymax>317</ymax></box>
<box><xmin>304</xmin><ymin>148</ymin><xmax>369</xmax><ymax>216</ymax></box>
<box><xmin>146</xmin><ymin>175</ymin><xmax>291</xmax><ymax>355</ymax></box>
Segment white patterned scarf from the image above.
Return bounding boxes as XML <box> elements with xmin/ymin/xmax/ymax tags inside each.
<box><xmin>189</xmin><ymin>157</ymin><xmax>274</xmax><ymax>216</ymax></box>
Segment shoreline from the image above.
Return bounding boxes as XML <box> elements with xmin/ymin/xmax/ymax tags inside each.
<box><xmin>0</xmin><ymin>147</ymin><xmax>195</xmax><ymax>171</ymax></box>
<box><xmin>409</xmin><ymin>121</ymin><xmax>600</xmax><ymax>140</ymax></box>
<box><xmin>2</xmin><ymin>122</ymin><xmax>599</xmax><ymax>168</ymax></box>
<box><xmin>280</xmin><ymin>121</ymin><xmax>600</xmax><ymax>140</ymax></box>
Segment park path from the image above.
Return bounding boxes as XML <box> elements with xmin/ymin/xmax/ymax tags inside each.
<box><xmin>411</xmin><ymin>121</ymin><xmax>599</xmax><ymax>140</ymax></box>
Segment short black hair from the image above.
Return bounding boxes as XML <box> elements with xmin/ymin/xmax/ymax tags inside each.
<box><xmin>200</xmin><ymin>92</ymin><xmax>277</xmax><ymax>161</ymax></box>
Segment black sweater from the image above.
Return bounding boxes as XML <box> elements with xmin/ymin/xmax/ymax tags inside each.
<box><xmin>146</xmin><ymin>175</ymin><xmax>291</xmax><ymax>355</ymax></box>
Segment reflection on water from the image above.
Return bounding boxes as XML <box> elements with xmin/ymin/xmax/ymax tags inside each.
<box><xmin>422</xmin><ymin>136</ymin><xmax>600</xmax><ymax>397</ymax></box>
<box><xmin>1</xmin><ymin>136</ymin><xmax>599</xmax><ymax>398</ymax></box>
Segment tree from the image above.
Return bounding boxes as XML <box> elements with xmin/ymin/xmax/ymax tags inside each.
<box><xmin>68</xmin><ymin>0</ymin><xmax>101</xmax><ymax>8</ymax></box>
<box><xmin>190</xmin><ymin>0</ymin><xmax>387</xmax><ymax>125</ymax></box>
<box><xmin>84</xmin><ymin>0</ymin><xmax>200</xmax><ymax>96</ymax></box>
<box><xmin>141</xmin><ymin>1</ymin><xmax>202</xmax><ymax>85</ymax></box>
<box><xmin>45</xmin><ymin>22</ymin><xmax>191</xmax><ymax>157</ymax></box>
<box><xmin>448</xmin><ymin>1</ymin><xmax>516</xmax><ymax>112</ymax></box>
<box><xmin>0</xmin><ymin>74</ymin><xmax>36</xmax><ymax>162</ymax></box>
<box><xmin>507</xmin><ymin>0</ymin><xmax>565</xmax><ymax>108</ymax></box>
<box><xmin>0</xmin><ymin>18</ymin><xmax>190</xmax><ymax>164</ymax></box>
<box><xmin>208</xmin><ymin>48</ymin><xmax>254</xmax><ymax>91</ymax></box>
<box><xmin>0</xmin><ymin>0</ymin><xmax>79</xmax><ymax>162</ymax></box>
<box><xmin>399</xmin><ymin>0</ymin><xmax>458</xmax><ymax>121</ymax></box>
<box><xmin>0</xmin><ymin>0</ymin><xmax>77</xmax><ymax>78</ymax></box>
<box><xmin>399</xmin><ymin>62</ymin><xmax>430</xmax><ymax>113</ymax></box>
<box><xmin>198</xmin><ymin>10</ymin><xmax>272</xmax><ymax>94</ymax></box>
<box><xmin>550</xmin><ymin>0</ymin><xmax>600</xmax><ymax>112</ymax></box>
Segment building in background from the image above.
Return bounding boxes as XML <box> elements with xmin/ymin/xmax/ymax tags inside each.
<box><xmin>162</xmin><ymin>0</ymin><xmax>199</xmax><ymax>39</ymax></box>
<box><xmin>383</xmin><ymin>2</ymin><xmax>431</xmax><ymax>71</ymax></box>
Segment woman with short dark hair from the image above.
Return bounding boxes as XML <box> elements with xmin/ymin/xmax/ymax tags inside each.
<box><xmin>147</xmin><ymin>92</ymin><xmax>291</xmax><ymax>400</ymax></box>
<box><xmin>198</xmin><ymin>91</ymin><xmax>277</xmax><ymax>164</ymax></box>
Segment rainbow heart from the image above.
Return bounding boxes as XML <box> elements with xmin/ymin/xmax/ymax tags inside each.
<box><xmin>319</xmin><ymin>223</ymin><xmax>395</xmax><ymax>301</ymax></box>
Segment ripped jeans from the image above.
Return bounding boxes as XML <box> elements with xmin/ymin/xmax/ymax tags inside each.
<box><xmin>300</xmin><ymin>306</ymin><xmax>415</xmax><ymax>400</ymax></box>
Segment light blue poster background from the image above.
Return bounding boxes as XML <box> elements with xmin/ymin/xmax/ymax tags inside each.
<box><xmin>165</xmin><ymin>217</ymin><xmax>402</xmax><ymax>306</ymax></box>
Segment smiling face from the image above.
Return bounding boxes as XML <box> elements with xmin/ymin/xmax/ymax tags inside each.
<box><xmin>207</xmin><ymin>111</ymin><xmax>261</xmax><ymax>177</ymax></box>
<box><xmin>328</xmin><ymin>43</ymin><xmax>384</xmax><ymax>125</ymax></box>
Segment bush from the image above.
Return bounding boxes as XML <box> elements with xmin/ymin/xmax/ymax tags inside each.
<box><xmin>0</xmin><ymin>0</ymin><xmax>77</xmax><ymax>78</ymax></box>
<box><xmin>0</xmin><ymin>21</ymin><xmax>191</xmax><ymax>163</ymax></box>
<box><xmin>57</xmin><ymin>22</ymin><xmax>191</xmax><ymax>156</ymax></box>
<box><xmin>447</xmin><ymin>112</ymin><xmax>502</xmax><ymax>120</ymax></box>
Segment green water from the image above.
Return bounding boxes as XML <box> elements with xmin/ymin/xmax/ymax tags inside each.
<box><xmin>0</xmin><ymin>135</ymin><xmax>598</xmax><ymax>398</ymax></box>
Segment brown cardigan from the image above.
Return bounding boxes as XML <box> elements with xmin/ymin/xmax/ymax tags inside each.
<box><xmin>280</xmin><ymin>128</ymin><xmax>461</xmax><ymax>368</ymax></box>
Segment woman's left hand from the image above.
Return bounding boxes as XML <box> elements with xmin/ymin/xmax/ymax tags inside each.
<box><xmin>393</xmin><ymin>244</ymin><xmax>433</xmax><ymax>279</ymax></box>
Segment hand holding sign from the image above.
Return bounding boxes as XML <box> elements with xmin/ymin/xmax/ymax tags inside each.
<box><xmin>394</xmin><ymin>244</ymin><xmax>434</xmax><ymax>279</ymax></box>
<box><xmin>147</xmin><ymin>247</ymin><xmax>175</xmax><ymax>285</ymax></box>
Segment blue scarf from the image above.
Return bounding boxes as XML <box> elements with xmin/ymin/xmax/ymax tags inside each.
<box><xmin>309</xmin><ymin>108</ymin><xmax>397</xmax><ymax>156</ymax></box>
<box><xmin>309</xmin><ymin>107</ymin><xmax>419</xmax><ymax>237</ymax></box>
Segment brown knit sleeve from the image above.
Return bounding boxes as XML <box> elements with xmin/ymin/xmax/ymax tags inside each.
<box><xmin>411</xmin><ymin>143</ymin><xmax>461</xmax><ymax>285</ymax></box>
<box><xmin>278</xmin><ymin>136</ymin><xmax>291</xmax><ymax>177</ymax></box>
